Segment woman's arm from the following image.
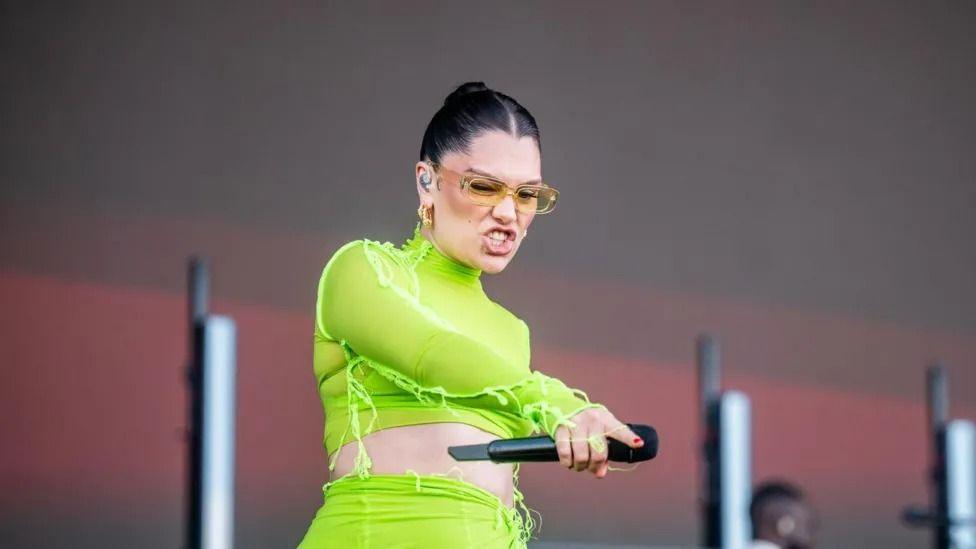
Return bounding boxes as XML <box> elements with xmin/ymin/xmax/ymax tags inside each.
<box><xmin>316</xmin><ymin>239</ymin><xmax>605</xmax><ymax>438</ymax></box>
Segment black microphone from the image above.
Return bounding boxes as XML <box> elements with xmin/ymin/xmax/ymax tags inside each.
<box><xmin>448</xmin><ymin>423</ymin><xmax>658</xmax><ymax>464</ymax></box>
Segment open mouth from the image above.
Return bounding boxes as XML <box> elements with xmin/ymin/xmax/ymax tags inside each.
<box><xmin>483</xmin><ymin>228</ymin><xmax>516</xmax><ymax>255</ymax></box>
<box><xmin>486</xmin><ymin>228</ymin><xmax>515</xmax><ymax>244</ymax></box>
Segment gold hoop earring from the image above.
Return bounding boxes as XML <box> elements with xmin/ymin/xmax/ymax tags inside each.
<box><xmin>418</xmin><ymin>204</ymin><xmax>433</xmax><ymax>228</ymax></box>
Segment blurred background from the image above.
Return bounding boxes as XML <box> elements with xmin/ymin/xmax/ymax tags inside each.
<box><xmin>1</xmin><ymin>1</ymin><xmax>974</xmax><ymax>547</ymax></box>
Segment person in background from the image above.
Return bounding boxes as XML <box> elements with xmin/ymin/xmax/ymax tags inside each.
<box><xmin>749</xmin><ymin>480</ymin><xmax>818</xmax><ymax>549</ymax></box>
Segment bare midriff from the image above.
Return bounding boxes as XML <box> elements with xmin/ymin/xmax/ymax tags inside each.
<box><xmin>328</xmin><ymin>422</ymin><xmax>515</xmax><ymax>507</ymax></box>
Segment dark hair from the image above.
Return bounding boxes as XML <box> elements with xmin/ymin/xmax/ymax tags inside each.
<box><xmin>419</xmin><ymin>81</ymin><xmax>541</xmax><ymax>163</ymax></box>
<box><xmin>750</xmin><ymin>480</ymin><xmax>805</xmax><ymax>537</ymax></box>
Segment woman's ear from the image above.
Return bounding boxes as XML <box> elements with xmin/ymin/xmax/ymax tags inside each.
<box><xmin>415</xmin><ymin>162</ymin><xmax>434</xmax><ymax>196</ymax></box>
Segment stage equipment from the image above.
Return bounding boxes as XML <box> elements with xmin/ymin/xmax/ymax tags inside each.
<box><xmin>902</xmin><ymin>365</ymin><xmax>976</xmax><ymax>548</ymax></box>
<box><xmin>185</xmin><ymin>257</ymin><xmax>238</xmax><ymax>549</ymax></box>
<box><xmin>698</xmin><ymin>333</ymin><xmax>752</xmax><ymax>549</ymax></box>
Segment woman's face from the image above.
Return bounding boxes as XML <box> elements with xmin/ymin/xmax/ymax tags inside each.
<box><xmin>415</xmin><ymin>130</ymin><xmax>539</xmax><ymax>274</ymax></box>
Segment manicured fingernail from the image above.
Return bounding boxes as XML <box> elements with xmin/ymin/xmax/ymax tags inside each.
<box><xmin>634</xmin><ymin>437</ymin><xmax>643</xmax><ymax>444</ymax></box>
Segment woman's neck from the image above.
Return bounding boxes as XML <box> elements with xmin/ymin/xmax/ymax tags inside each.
<box><xmin>420</xmin><ymin>226</ymin><xmax>449</xmax><ymax>259</ymax></box>
<box><xmin>416</xmin><ymin>226</ymin><xmax>483</xmax><ymax>283</ymax></box>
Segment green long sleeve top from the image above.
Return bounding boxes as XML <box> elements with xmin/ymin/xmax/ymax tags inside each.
<box><xmin>313</xmin><ymin>223</ymin><xmax>606</xmax><ymax>478</ymax></box>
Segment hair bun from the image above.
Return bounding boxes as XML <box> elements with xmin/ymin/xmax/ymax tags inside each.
<box><xmin>443</xmin><ymin>81</ymin><xmax>491</xmax><ymax>107</ymax></box>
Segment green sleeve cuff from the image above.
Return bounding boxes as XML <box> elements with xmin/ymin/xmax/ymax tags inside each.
<box><xmin>517</xmin><ymin>372</ymin><xmax>607</xmax><ymax>438</ymax></box>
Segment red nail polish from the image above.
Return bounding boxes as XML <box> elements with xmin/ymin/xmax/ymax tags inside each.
<box><xmin>634</xmin><ymin>437</ymin><xmax>643</xmax><ymax>444</ymax></box>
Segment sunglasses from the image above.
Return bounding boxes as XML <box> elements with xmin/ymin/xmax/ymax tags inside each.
<box><xmin>427</xmin><ymin>162</ymin><xmax>559</xmax><ymax>214</ymax></box>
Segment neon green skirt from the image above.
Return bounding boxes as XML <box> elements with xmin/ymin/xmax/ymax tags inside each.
<box><xmin>297</xmin><ymin>472</ymin><xmax>532</xmax><ymax>548</ymax></box>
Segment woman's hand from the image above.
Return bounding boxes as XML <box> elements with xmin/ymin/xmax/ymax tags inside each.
<box><xmin>554</xmin><ymin>407</ymin><xmax>643</xmax><ymax>479</ymax></box>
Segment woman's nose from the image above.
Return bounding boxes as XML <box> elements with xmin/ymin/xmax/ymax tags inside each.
<box><xmin>492</xmin><ymin>195</ymin><xmax>517</xmax><ymax>222</ymax></box>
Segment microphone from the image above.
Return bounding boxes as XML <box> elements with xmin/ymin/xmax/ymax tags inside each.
<box><xmin>448</xmin><ymin>423</ymin><xmax>658</xmax><ymax>464</ymax></box>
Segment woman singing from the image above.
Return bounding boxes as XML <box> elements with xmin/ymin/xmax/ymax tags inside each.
<box><xmin>298</xmin><ymin>81</ymin><xmax>644</xmax><ymax>548</ymax></box>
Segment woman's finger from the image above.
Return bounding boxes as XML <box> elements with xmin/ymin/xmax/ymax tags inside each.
<box><xmin>571</xmin><ymin>424</ymin><xmax>590</xmax><ymax>472</ymax></box>
<box><xmin>603</xmin><ymin>418</ymin><xmax>644</xmax><ymax>449</ymax></box>
<box><xmin>554</xmin><ymin>425</ymin><xmax>572</xmax><ymax>468</ymax></box>
<box><xmin>587</xmin><ymin>432</ymin><xmax>609</xmax><ymax>475</ymax></box>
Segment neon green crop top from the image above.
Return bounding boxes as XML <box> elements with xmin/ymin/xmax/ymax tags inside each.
<box><xmin>313</xmin><ymin>223</ymin><xmax>606</xmax><ymax>478</ymax></box>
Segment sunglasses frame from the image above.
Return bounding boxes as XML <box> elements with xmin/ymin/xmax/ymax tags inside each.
<box><xmin>427</xmin><ymin>162</ymin><xmax>559</xmax><ymax>215</ymax></box>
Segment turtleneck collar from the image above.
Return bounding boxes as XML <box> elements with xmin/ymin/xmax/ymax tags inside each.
<box><xmin>402</xmin><ymin>223</ymin><xmax>483</xmax><ymax>289</ymax></box>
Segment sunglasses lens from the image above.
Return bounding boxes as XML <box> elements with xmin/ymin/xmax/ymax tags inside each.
<box><xmin>463</xmin><ymin>178</ymin><xmax>558</xmax><ymax>214</ymax></box>
<box><xmin>466</xmin><ymin>178</ymin><xmax>504</xmax><ymax>199</ymax></box>
<box><xmin>518</xmin><ymin>186</ymin><xmax>557</xmax><ymax>213</ymax></box>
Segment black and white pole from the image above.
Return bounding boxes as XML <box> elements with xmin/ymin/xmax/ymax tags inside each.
<box><xmin>903</xmin><ymin>365</ymin><xmax>976</xmax><ymax>548</ymax></box>
<box><xmin>186</xmin><ymin>257</ymin><xmax>238</xmax><ymax>549</ymax></box>
<box><xmin>699</xmin><ymin>334</ymin><xmax>752</xmax><ymax>549</ymax></box>
<box><xmin>944</xmin><ymin>418</ymin><xmax>975</xmax><ymax>547</ymax></box>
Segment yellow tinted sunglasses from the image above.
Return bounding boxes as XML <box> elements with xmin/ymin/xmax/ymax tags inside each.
<box><xmin>428</xmin><ymin>162</ymin><xmax>559</xmax><ymax>214</ymax></box>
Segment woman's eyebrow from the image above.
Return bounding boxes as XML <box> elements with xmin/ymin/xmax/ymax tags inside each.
<box><xmin>468</xmin><ymin>167</ymin><xmax>543</xmax><ymax>185</ymax></box>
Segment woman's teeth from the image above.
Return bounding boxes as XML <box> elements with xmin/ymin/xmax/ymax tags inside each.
<box><xmin>489</xmin><ymin>230</ymin><xmax>508</xmax><ymax>244</ymax></box>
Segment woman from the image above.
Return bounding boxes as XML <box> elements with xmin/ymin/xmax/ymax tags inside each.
<box><xmin>299</xmin><ymin>82</ymin><xmax>644</xmax><ymax>548</ymax></box>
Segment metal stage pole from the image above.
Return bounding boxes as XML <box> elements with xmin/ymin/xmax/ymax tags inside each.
<box><xmin>699</xmin><ymin>334</ymin><xmax>721</xmax><ymax>548</ymax></box>
<box><xmin>930</xmin><ymin>365</ymin><xmax>950</xmax><ymax>549</ymax></box>
<box><xmin>903</xmin><ymin>365</ymin><xmax>976</xmax><ymax>548</ymax></box>
<box><xmin>699</xmin><ymin>333</ymin><xmax>752</xmax><ymax>548</ymax></box>
<box><xmin>944</xmin><ymin>419</ymin><xmax>976</xmax><ymax>548</ymax></box>
<box><xmin>185</xmin><ymin>258</ymin><xmax>238</xmax><ymax>549</ymax></box>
